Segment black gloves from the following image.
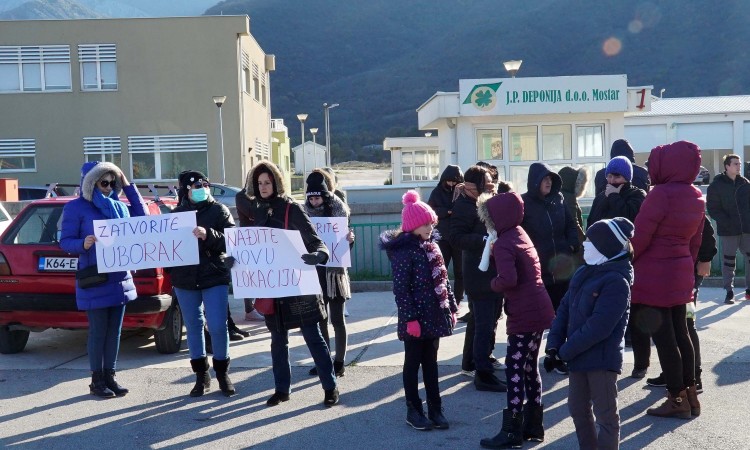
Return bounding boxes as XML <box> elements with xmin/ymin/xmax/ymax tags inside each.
<box><xmin>301</xmin><ymin>252</ymin><xmax>326</xmax><ymax>266</ymax></box>
<box><xmin>543</xmin><ymin>349</ymin><xmax>564</xmax><ymax>373</ymax></box>
<box><xmin>223</xmin><ymin>256</ymin><xmax>236</xmax><ymax>269</ymax></box>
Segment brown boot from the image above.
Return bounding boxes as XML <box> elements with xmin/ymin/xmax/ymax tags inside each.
<box><xmin>685</xmin><ymin>385</ymin><xmax>701</xmax><ymax>417</ymax></box>
<box><xmin>647</xmin><ymin>390</ymin><xmax>691</xmax><ymax>419</ymax></box>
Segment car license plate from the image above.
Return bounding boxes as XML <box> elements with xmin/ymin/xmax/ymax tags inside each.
<box><xmin>38</xmin><ymin>257</ymin><xmax>78</xmax><ymax>272</ymax></box>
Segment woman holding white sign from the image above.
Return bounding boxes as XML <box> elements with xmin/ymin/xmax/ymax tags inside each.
<box><xmin>304</xmin><ymin>169</ymin><xmax>355</xmax><ymax>378</ymax></box>
<box><xmin>60</xmin><ymin>161</ymin><xmax>148</xmax><ymax>398</ymax></box>
<box><xmin>169</xmin><ymin>170</ymin><xmax>236</xmax><ymax>398</ymax></box>
<box><xmin>238</xmin><ymin>161</ymin><xmax>339</xmax><ymax>407</ymax></box>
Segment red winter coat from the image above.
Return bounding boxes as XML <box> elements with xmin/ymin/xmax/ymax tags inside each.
<box><xmin>478</xmin><ymin>192</ymin><xmax>554</xmax><ymax>335</ymax></box>
<box><xmin>631</xmin><ymin>141</ymin><xmax>705</xmax><ymax>308</ymax></box>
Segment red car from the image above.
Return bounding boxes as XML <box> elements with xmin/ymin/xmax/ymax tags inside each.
<box><xmin>0</xmin><ymin>195</ymin><xmax>184</xmax><ymax>354</ymax></box>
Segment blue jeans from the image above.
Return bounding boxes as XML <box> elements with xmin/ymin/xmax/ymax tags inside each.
<box><xmin>87</xmin><ymin>305</ymin><xmax>126</xmax><ymax>372</ymax></box>
<box><xmin>175</xmin><ymin>285</ymin><xmax>229</xmax><ymax>360</ymax></box>
<box><xmin>269</xmin><ymin>322</ymin><xmax>336</xmax><ymax>393</ymax></box>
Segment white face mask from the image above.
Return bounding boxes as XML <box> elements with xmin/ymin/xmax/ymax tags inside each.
<box><xmin>583</xmin><ymin>241</ymin><xmax>609</xmax><ymax>266</ymax></box>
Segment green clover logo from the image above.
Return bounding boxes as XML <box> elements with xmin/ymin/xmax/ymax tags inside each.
<box><xmin>463</xmin><ymin>82</ymin><xmax>502</xmax><ymax>111</ymax></box>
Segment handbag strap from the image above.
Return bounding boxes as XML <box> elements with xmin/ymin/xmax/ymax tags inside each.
<box><xmin>284</xmin><ymin>203</ymin><xmax>291</xmax><ymax>229</ymax></box>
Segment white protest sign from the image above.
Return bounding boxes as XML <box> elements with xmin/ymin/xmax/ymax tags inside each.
<box><xmin>225</xmin><ymin>226</ymin><xmax>322</xmax><ymax>298</ymax></box>
<box><xmin>309</xmin><ymin>217</ymin><xmax>351</xmax><ymax>268</ymax></box>
<box><xmin>93</xmin><ymin>212</ymin><xmax>199</xmax><ymax>273</ymax></box>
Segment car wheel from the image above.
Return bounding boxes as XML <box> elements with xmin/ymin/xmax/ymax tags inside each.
<box><xmin>154</xmin><ymin>302</ymin><xmax>183</xmax><ymax>354</ymax></box>
<box><xmin>0</xmin><ymin>326</ymin><xmax>30</xmax><ymax>354</ymax></box>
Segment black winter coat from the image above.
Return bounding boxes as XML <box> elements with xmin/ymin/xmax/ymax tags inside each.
<box><xmin>521</xmin><ymin>163</ymin><xmax>580</xmax><ymax>286</ymax></box>
<box><xmin>707</xmin><ymin>173</ymin><xmax>750</xmax><ymax>236</ymax></box>
<box><xmin>247</xmin><ymin>194</ymin><xmax>330</xmax><ymax>331</ymax></box>
<box><xmin>428</xmin><ymin>165</ymin><xmax>462</xmax><ymax>240</ymax></box>
<box><xmin>586</xmin><ymin>183</ymin><xmax>647</xmax><ymax>229</ymax></box>
<box><xmin>169</xmin><ymin>199</ymin><xmax>235</xmax><ymax>290</ymax></box>
<box><xmin>449</xmin><ymin>193</ymin><xmax>498</xmax><ymax>300</ymax></box>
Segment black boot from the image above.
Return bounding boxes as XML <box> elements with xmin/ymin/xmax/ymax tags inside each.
<box><xmin>213</xmin><ymin>357</ymin><xmax>236</xmax><ymax>397</ymax></box>
<box><xmin>522</xmin><ymin>402</ymin><xmax>544</xmax><ymax>442</ymax></box>
<box><xmin>427</xmin><ymin>398</ymin><xmax>449</xmax><ymax>430</ymax></box>
<box><xmin>474</xmin><ymin>370</ymin><xmax>507</xmax><ymax>392</ymax></box>
<box><xmin>89</xmin><ymin>371</ymin><xmax>116</xmax><ymax>398</ymax></box>
<box><xmin>406</xmin><ymin>399</ymin><xmax>433</xmax><ymax>431</ymax></box>
<box><xmin>334</xmin><ymin>360</ymin><xmax>346</xmax><ymax>377</ymax></box>
<box><xmin>480</xmin><ymin>408</ymin><xmax>524</xmax><ymax>449</ymax></box>
<box><xmin>103</xmin><ymin>369</ymin><xmax>129</xmax><ymax>397</ymax></box>
<box><xmin>189</xmin><ymin>357</ymin><xmax>211</xmax><ymax>397</ymax></box>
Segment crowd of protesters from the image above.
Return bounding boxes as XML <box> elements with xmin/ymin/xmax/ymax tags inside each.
<box><xmin>67</xmin><ymin>137</ymin><xmax>730</xmax><ymax>448</ymax></box>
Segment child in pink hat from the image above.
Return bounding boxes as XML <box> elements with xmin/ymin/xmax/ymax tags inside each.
<box><xmin>380</xmin><ymin>190</ymin><xmax>459</xmax><ymax>431</ymax></box>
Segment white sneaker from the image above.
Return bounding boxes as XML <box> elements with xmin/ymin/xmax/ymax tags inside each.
<box><xmin>245</xmin><ymin>310</ymin><xmax>265</xmax><ymax>321</ymax></box>
<box><xmin>461</xmin><ymin>369</ymin><xmax>475</xmax><ymax>378</ymax></box>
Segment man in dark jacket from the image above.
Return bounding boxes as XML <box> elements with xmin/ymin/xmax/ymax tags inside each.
<box><xmin>428</xmin><ymin>165</ymin><xmax>464</xmax><ymax>303</ymax></box>
<box><xmin>594</xmin><ymin>139</ymin><xmax>650</xmax><ymax>195</ymax></box>
<box><xmin>706</xmin><ymin>154</ymin><xmax>750</xmax><ymax>303</ymax></box>
<box><xmin>587</xmin><ymin>156</ymin><xmax>647</xmax><ymax>229</ymax></box>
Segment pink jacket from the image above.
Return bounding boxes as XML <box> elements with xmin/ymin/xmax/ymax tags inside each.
<box><xmin>631</xmin><ymin>141</ymin><xmax>705</xmax><ymax>307</ymax></box>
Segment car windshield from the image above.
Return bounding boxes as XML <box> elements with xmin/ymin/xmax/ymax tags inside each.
<box><xmin>4</xmin><ymin>205</ymin><xmax>64</xmax><ymax>245</ymax></box>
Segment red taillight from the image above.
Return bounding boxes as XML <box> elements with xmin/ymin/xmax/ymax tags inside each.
<box><xmin>0</xmin><ymin>252</ymin><xmax>10</xmax><ymax>275</ymax></box>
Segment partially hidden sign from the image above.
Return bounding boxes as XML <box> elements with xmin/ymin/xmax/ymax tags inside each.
<box><xmin>310</xmin><ymin>217</ymin><xmax>351</xmax><ymax>268</ymax></box>
<box><xmin>93</xmin><ymin>212</ymin><xmax>199</xmax><ymax>273</ymax></box>
<box><xmin>224</xmin><ymin>227</ymin><xmax>322</xmax><ymax>298</ymax></box>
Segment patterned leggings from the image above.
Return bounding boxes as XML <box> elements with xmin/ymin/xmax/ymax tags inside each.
<box><xmin>505</xmin><ymin>331</ymin><xmax>544</xmax><ymax>413</ymax></box>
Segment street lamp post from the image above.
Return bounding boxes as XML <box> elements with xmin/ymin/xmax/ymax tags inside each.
<box><xmin>212</xmin><ymin>96</ymin><xmax>227</xmax><ymax>184</ymax></box>
<box><xmin>323</xmin><ymin>102</ymin><xmax>339</xmax><ymax>167</ymax></box>
<box><xmin>309</xmin><ymin>127</ymin><xmax>318</xmax><ymax>172</ymax></box>
<box><xmin>296</xmin><ymin>113</ymin><xmax>308</xmax><ymax>176</ymax></box>
<box><xmin>502</xmin><ymin>60</ymin><xmax>523</xmax><ymax>78</ymax></box>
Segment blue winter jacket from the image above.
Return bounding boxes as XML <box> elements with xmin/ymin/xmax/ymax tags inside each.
<box><xmin>380</xmin><ymin>230</ymin><xmax>458</xmax><ymax>341</ymax></box>
<box><xmin>60</xmin><ymin>170</ymin><xmax>148</xmax><ymax>310</ymax></box>
<box><xmin>546</xmin><ymin>257</ymin><xmax>633</xmax><ymax>374</ymax></box>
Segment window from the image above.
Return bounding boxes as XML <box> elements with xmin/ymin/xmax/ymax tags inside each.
<box><xmin>241</xmin><ymin>52</ymin><xmax>251</xmax><ymax>94</ymax></box>
<box><xmin>0</xmin><ymin>45</ymin><xmax>71</xmax><ymax>93</ymax></box>
<box><xmin>476</xmin><ymin>129</ymin><xmax>503</xmax><ymax>161</ymax></box>
<box><xmin>252</xmin><ymin>62</ymin><xmax>260</xmax><ymax>102</ymax></box>
<box><xmin>0</xmin><ymin>139</ymin><xmax>36</xmax><ymax>172</ymax></box>
<box><xmin>542</xmin><ymin>125</ymin><xmax>572</xmax><ymax>160</ymax></box>
<box><xmin>128</xmin><ymin>134</ymin><xmax>207</xmax><ymax>181</ymax></box>
<box><xmin>576</xmin><ymin>125</ymin><xmax>604</xmax><ymax>157</ymax></box>
<box><xmin>7</xmin><ymin>205</ymin><xmax>63</xmax><ymax>245</ymax></box>
<box><xmin>261</xmin><ymin>72</ymin><xmax>267</xmax><ymax>107</ymax></box>
<box><xmin>509</xmin><ymin>126</ymin><xmax>538</xmax><ymax>161</ymax></box>
<box><xmin>78</xmin><ymin>44</ymin><xmax>117</xmax><ymax>91</ymax></box>
<box><xmin>401</xmin><ymin>149</ymin><xmax>439</xmax><ymax>182</ymax></box>
<box><xmin>84</xmin><ymin>136</ymin><xmax>122</xmax><ymax>166</ymax></box>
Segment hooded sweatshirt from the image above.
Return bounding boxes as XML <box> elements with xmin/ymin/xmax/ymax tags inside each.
<box><xmin>477</xmin><ymin>192</ymin><xmax>554</xmax><ymax>335</ymax></box>
<box><xmin>428</xmin><ymin>165</ymin><xmax>463</xmax><ymax>240</ymax></box>
<box><xmin>520</xmin><ymin>163</ymin><xmax>580</xmax><ymax>285</ymax></box>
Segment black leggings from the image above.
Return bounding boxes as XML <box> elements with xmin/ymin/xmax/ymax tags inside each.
<box><xmin>320</xmin><ymin>296</ymin><xmax>347</xmax><ymax>363</ymax></box>
<box><xmin>403</xmin><ymin>338</ymin><xmax>440</xmax><ymax>403</ymax></box>
<box><xmin>648</xmin><ymin>304</ymin><xmax>695</xmax><ymax>394</ymax></box>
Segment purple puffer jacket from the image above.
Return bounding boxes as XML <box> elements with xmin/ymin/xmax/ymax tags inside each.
<box><xmin>478</xmin><ymin>192</ymin><xmax>554</xmax><ymax>335</ymax></box>
<box><xmin>380</xmin><ymin>230</ymin><xmax>458</xmax><ymax>341</ymax></box>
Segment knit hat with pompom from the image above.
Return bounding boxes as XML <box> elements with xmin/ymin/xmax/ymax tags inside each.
<box><xmin>401</xmin><ymin>190</ymin><xmax>438</xmax><ymax>232</ymax></box>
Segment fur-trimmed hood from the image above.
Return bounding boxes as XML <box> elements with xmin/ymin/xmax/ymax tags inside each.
<box><xmin>244</xmin><ymin>161</ymin><xmax>286</xmax><ymax>199</ymax></box>
<box><xmin>379</xmin><ymin>228</ymin><xmax>440</xmax><ymax>251</ymax></box>
<box><xmin>558</xmin><ymin>166</ymin><xmax>589</xmax><ymax>199</ymax></box>
<box><xmin>80</xmin><ymin>161</ymin><xmax>122</xmax><ymax>201</ymax></box>
<box><xmin>477</xmin><ymin>191</ymin><xmax>524</xmax><ymax>235</ymax></box>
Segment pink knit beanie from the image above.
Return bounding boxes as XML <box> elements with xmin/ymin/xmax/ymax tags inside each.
<box><xmin>401</xmin><ymin>190</ymin><xmax>437</xmax><ymax>232</ymax></box>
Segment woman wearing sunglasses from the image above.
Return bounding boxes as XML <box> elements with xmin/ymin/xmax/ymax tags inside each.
<box><xmin>169</xmin><ymin>170</ymin><xmax>236</xmax><ymax>398</ymax></box>
<box><xmin>60</xmin><ymin>161</ymin><xmax>149</xmax><ymax>398</ymax></box>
